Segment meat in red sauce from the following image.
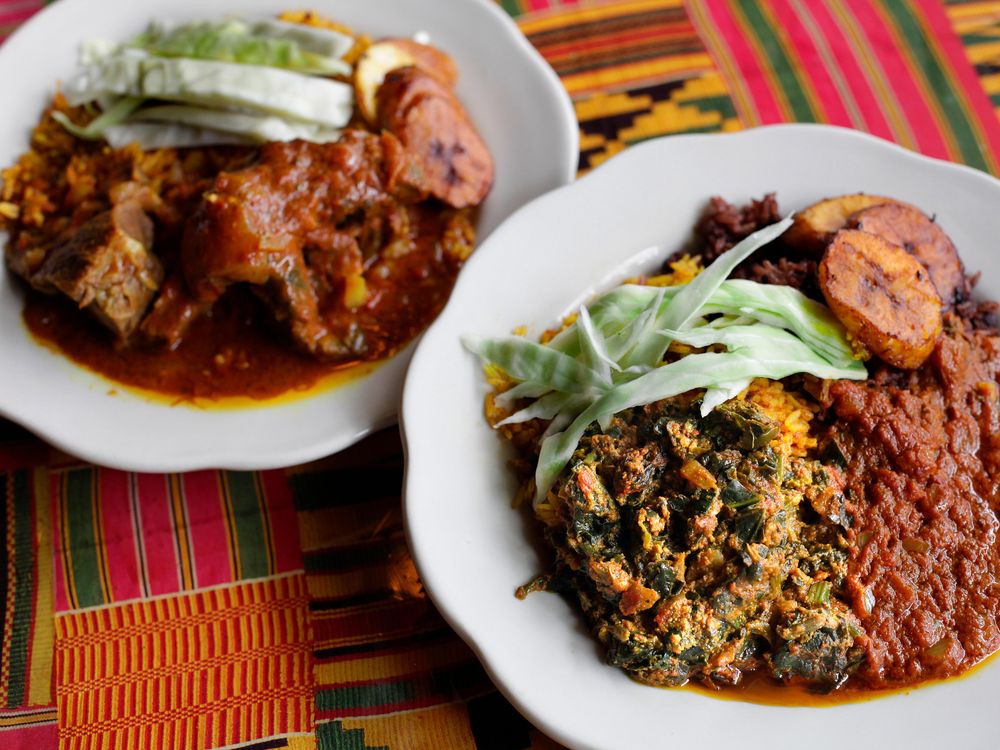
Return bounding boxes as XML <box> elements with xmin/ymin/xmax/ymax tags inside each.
<box><xmin>143</xmin><ymin>130</ymin><xmax>430</xmax><ymax>358</ymax></box>
<box><xmin>821</xmin><ymin>323</ymin><xmax>1000</xmax><ymax>685</ymax></box>
<box><xmin>3</xmin><ymin>38</ymin><xmax>491</xmax><ymax>400</ymax></box>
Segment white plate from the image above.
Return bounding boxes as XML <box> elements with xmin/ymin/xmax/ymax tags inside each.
<box><xmin>0</xmin><ymin>0</ymin><xmax>577</xmax><ymax>471</ymax></box>
<box><xmin>402</xmin><ymin>125</ymin><xmax>1000</xmax><ymax>750</ymax></box>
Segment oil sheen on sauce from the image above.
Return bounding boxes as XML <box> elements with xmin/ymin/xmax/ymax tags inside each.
<box><xmin>681</xmin><ymin>648</ymin><xmax>1000</xmax><ymax>707</ymax></box>
<box><xmin>22</xmin><ymin>289</ymin><xmax>385</xmax><ymax>406</ymax></box>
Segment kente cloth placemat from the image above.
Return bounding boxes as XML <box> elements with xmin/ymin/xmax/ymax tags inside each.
<box><xmin>3</xmin><ymin>1</ymin><xmax>1000</xmax><ymax>748</ymax></box>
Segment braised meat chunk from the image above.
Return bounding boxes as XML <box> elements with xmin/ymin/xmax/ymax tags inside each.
<box><xmin>145</xmin><ymin>130</ymin><xmax>429</xmax><ymax>359</ymax></box>
<box><xmin>32</xmin><ymin>201</ymin><xmax>161</xmax><ymax>338</ymax></box>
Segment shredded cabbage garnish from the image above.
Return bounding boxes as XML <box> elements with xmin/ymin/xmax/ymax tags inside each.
<box><xmin>56</xmin><ymin>17</ymin><xmax>355</xmax><ymax>148</ymax></box>
<box><xmin>462</xmin><ymin>218</ymin><xmax>868</xmax><ymax>504</ymax></box>
<box><xmin>130</xmin><ymin>19</ymin><xmax>353</xmax><ymax>76</ymax></box>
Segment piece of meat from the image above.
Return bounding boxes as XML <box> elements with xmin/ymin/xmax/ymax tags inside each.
<box><xmin>156</xmin><ymin>130</ymin><xmax>426</xmax><ymax>358</ymax></box>
<box><xmin>680</xmin><ymin>194</ymin><xmax>784</xmax><ymax>267</ymax></box>
<box><xmin>305</xmin><ymin>231</ymin><xmax>367</xmax><ymax>310</ymax></box>
<box><xmin>31</xmin><ymin>202</ymin><xmax>161</xmax><ymax>339</ymax></box>
<box><xmin>182</xmin><ymin>176</ymin><xmax>337</xmax><ymax>356</ymax></box>
<box><xmin>377</xmin><ymin>67</ymin><xmax>494</xmax><ymax>209</ymax></box>
<box><xmin>139</xmin><ymin>274</ymin><xmax>213</xmax><ymax>349</ymax></box>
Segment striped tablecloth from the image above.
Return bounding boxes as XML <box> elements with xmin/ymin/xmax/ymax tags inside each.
<box><xmin>3</xmin><ymin>1</ymin><xmax>1000</xmax><ymax>748</ymax></box>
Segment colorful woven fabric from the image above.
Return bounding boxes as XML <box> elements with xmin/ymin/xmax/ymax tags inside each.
<box><xmin>688</xmin><ymin>0</ymin><xmax>1000</xmax><ymax>170</ymax></box>
<box><xmin>288</xmin><ymin>434</ymin><xmax>555</xmax><ymax>749</ymax></box>
<box><xmin>55</xmin><ymin>574</ymin><xmax>314</xmax><ymax>750</ymax></box>
<box><xmin>1</xmin><ymin>468</ymin><xmax>56</xmax><ymax>748</ymax></box>
<box><xmin>4</xmin><ymin>1</ymin><xmax>1000</xmax><ymax>748</ymax></box>
<box><xmin>51</xmin><ymin>467</ymin><xmax>300</xmax><ymax>610</ymax></box>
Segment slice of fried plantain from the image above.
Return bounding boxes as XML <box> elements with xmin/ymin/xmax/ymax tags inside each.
<box><xmin>786</xmin><ymin>194</ymin><xmax>900</xmax><ymax>255</ymax></box>
<box><xmin>819</xmin><ymin>229</ymin><xmax>942</xmax><ymax>369</ymax></box>
<box><xmin>377</xmin><ymin>67</ymin><xmax>494</xmax><ymax>208</ymax></box>
<box><xmin>354</xmin><ymin>39</ymin><xmax>459</xmax><ymax>124</ymax></box>
<box><xmin>849</xmin><ymin>203</ymin><xmax>964</xmax><ymax>308</ymax></box>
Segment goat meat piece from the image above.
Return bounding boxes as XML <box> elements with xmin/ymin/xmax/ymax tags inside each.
<box><xmin>32</xmin><ymin>202</ymin><xmax>161</xmax><ymax>339</ymax></box>
<box><xmin>172</xmin><ymin>131</ymin><xmax>424</xmax><ymax>358</ymax></box>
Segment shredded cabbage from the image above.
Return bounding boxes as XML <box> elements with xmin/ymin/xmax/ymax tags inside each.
<box><xmin>130</xmin><ymin>19</ymin><xmax>352</xmax><ymax>76</ymax></box>
<box><xmin>57</xmin><ymin>17</ymin><xmax>356</xmax><ymax>148</ymax></box>
<box><xmin>463</xmin><ymin>218</ymin><xmax>868</xmax><ymax>504</ymax></box>
<box><xmin>131</xmin><ymin>105</ymin><xmax>343</xmax><ymax>144</ymax></box>
<box><xmin>102</xmin><ymin>122</ymin><xmax>254</xmax><ymax>150</ymax></box>
<box><xmin>66</xmin><ymin>54</ymin><xmax>354</xmax><ymax>126</ymax></box>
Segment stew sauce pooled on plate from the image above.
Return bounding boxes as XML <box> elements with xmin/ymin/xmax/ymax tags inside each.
<box><xmin>468</xmin><ymin>192</ymin><xmax>1000</xmax><ymax>697</ymax></box>
<box><xmin>1</xmin><ymin>13</ymin><xmax>493</xmax><ymax>400</ymax></box>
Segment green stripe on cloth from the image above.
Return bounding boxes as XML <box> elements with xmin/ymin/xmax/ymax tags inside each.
<box><xmin>63</xmin><ymin>469</ymin><xmax>104</xmax><ymax>609</ymax></box>
<box><xmin>960</xmin><ymin>32</ymin><xmax>1000</xmax><ymax>45</ymax></box>
<box><xmin>7</xmin><ymin>470</ymin><xmax>34</xmax><ymax>707</ymax></box>
<box><xmin>315</xmin><ymin>660</ymin><xmax>490</xmax><ymax>712</ymax></box>
<box><xmin>625</xmin><ymin>122</ymin><xmax>729</xmax><ymax>141</ymax></box>
<box><xmin>884</xmin><ymin>1</ymin><xmax>989</xmax><ymax>171</ymax></box>
<box><xmin>499</xmin><ymin>0</ymin><xmax>522</xmax><ymax>18</ymax></box>
<box><xmin>318</xmin><ymin>721</ymin><xmax>388</xmax><ymax>750</ymax></box>
<box><xmin>735</xmin><ymin>0</ymin><xmax>817</xmax><ymax>122</ymax></box>
<box><xmin>687</xmin><ymin>93</ymin><xmax>739</xmax><ymax>118</ymax></box>
<box><xmin>316</xmin><ymin>681</ymin><xmax>414</xmax><ymax>712</ymax></box>
<box><xmin>223</xmin><ymin>472</ymin><xmax>270</xmax><ymax>580</ymax></box>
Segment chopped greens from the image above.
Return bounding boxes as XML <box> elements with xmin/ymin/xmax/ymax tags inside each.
<box><xmin>464</xmin><ymin>218</ymin><xmax>868</xmax><ymax>504</ymax></box>
<box><xmin>807</xmin><ymin>580</ymin><xmax>832</xmax><ymax>605</ymax></box>
<box><xmin>535</xmin><ymin>397</ymin><xmax>864</xmax><ymax>688</ymax></box>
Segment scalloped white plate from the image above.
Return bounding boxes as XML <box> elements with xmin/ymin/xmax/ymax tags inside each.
<box><xmin>0</xmin><ymin>0</ymin><xmax>577</xmax><ymax>471</ymax></box>
<box><xmin>402</xmin><ymin>125</ymin><xmax>1000</xmax><ymax>750</ymax></box>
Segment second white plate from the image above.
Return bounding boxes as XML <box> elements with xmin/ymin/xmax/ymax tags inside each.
<box><xmin>402</xmin><ymin>124</ymin><xmax>1000</xmax><ymax>750</ymax></box>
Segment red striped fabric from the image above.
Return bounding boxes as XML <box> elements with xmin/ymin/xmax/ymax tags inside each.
<box><xmin>688</xmin><ymin>0</ymin><xmax>1000</xmax><ymax>171</ymax></box>
<box><xmin>133</xmin><ymin>474</ymin><xmax>180</xmax><ymax>598</ymax></box>
<box><xmin>182</xmin><ymin>471</ymin><xmax>233</xmax><ymax>590</ymax></box>
<box><xmin>913</xmin><ymin>0</ymin><xmax>1000</xmax><ymax>163</ymax></box>
<box><xmin>52</xmin><ymin>467</ymin><xmax>302</xmax><ymax>612</ymax></box>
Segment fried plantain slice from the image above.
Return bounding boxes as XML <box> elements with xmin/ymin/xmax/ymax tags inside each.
<box><xmin>849</xmin><ymin>203</ymin><xmax>964</xmax><ymax>308</ymax></box>
<box><xmin>819</xmin><ymin>229</ymin><xmax>942</xmax><ymax>369</ymax></box>
<box><xmin>354</xmin><ymin>39</ymin><xmax>459</xmax><ymax>124</ymax></box>
<box><xmin>786</xmin><ymin>194</ymin><xmax>900</xmax><ymax>255</ymax></box>
<box><xmin>377</xmin><ymin>67</ymin><xmax>494</xmax><ymax>208</ymax></box>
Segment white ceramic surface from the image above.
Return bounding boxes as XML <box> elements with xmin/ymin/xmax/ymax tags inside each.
<box><xmin>0</xmin><ymin>0</ymin><xmax>577</xmax><ymax>471</ymax></box>
<box><xmin>402</xmin><ymin>125</ymin><xmax>1000</xmax><ymax>750</ymax></box>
